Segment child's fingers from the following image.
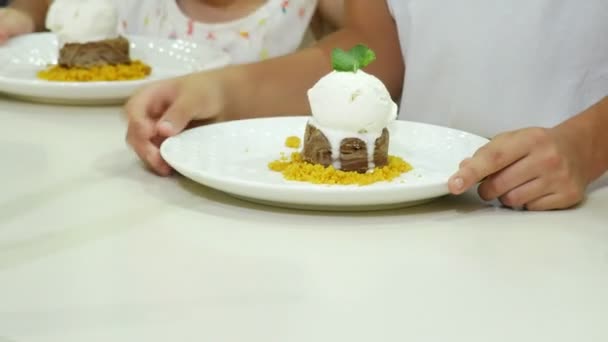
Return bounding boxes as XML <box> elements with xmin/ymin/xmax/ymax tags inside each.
<box><xmin>477</xmin><ymin>155</ymin><xmax>542</xmax><ymax>201</ymax></box>
<box><xmin>157</xmin><ymin>94</ymin><xmax>205</xmax><ymax>137</ymax></box>
<box><xmin>498</xmin><ymin>178</ymin><xmax>548</xmax><ymax>208</ymax></box>
<box><xmin>448</xmin><ymin>131</ymin><xmax>531</xmax><ymax>195</ymax></box>
<box><xmin>124</xmin><ymin>82</ymin><xmax>171</xmax><ymax>121</ymax></box>
<box><xmin>157</xmin><ymin>101</ymin><xmax>192</xmax><ymax>137</ymax></box>
<box><xmin>124</xmin><ymin>88</ymin><xmax>187</xmax><ymax>175</ymax></box>
<box><xmin>125</xmin><ymin>114</ymin><xmax>155</xmax><ymax>155</ymax></box>
<box><xmin>525</xmin><ymin>193</ymin><xmax>575</xmax><ymax>211</ymax></box>
<box><xmin>125</xmin><ymin>119</ymin><xmax>171</xmax><ymax>176</ymax></box>
<box><xmin>143</xmin><ymin>145</ymin><xmax>172</xmax><ymax>176</ymax></box>
<box><xmin>124</xmin><ymin>79</ymin><xmax>185</xmax><ymax>175</ymax></box>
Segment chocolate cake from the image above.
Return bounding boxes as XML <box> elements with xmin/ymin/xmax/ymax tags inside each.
<box><xmin>302</xmin><ymin>123</ymin><xmax>389</xmax><ymax>173</ymax></box>
<box><xmin>58</xmin><ymin>36</ymin><xmax>131</xmax><ymax>68</ymax></box>
<box><xmin>302</xmin><ymin>44</ymin><xmax>397</xmax><ymax>174</ymax></box>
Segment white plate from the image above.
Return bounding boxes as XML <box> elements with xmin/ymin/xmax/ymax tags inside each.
<box><xmin>0</xmin><ymin>33</ymin><xmax>231</xmax><ymax>105</ymax></box>
<box><xmin>160</xmin><ymin>117</ymin><xmax>489</xmax><ymax>211</ymax></box>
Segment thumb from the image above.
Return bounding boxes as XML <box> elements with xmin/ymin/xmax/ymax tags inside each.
<box><xmin>156</xmin><ymin>95</ymin><xmax>199</xmax><ymax>137</ymax></box>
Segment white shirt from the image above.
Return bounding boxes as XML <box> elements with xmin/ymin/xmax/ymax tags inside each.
<box><xmin>116</xmin><ymin>0</ymin><xmax>317</xmax><ymax>64</ymax></box>
<box><xmin>387</xmin><ymin>0</ymin><xmax>608</xmax><ymax>137</ymax></box>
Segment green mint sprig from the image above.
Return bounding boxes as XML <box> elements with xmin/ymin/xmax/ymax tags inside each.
<box><xmin>331</xmin><ymin>44</ymin><xmax>376</xmax><ymax>72</ymax></box>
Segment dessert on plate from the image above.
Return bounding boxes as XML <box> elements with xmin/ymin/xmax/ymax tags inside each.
<box><xmin>269</xmin><ymin>45</ymin><xmax>413</xmax><ymax>185</ymax></box>
<box><xmin>38</xmin><ymin>0</ymin><xmax>150</xmax><ymax>82</ymax></box>
<box><xmin>303</xmin><ymin>46</ymin><xmax>397</xmax><ymax>173</ymax></box>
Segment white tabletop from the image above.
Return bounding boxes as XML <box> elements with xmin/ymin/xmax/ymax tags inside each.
<box><xmin>1</xmin><ymin>96</ymin><xmax>607</xmax><ymax>342</ymax></box>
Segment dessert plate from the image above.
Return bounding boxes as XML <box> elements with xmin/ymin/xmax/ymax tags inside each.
<box><xmin>160</xmin><ymin>117</ymin><xmax>489</xmax><ymax>211</ymax></box>
<box><xmin>0</xmin><ymin>33</ymin><xmax>231</xmax><ymax>105</ymax></box>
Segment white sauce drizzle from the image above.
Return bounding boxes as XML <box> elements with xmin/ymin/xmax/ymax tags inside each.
<box><xmin>308</xmin><ymin>118</ymin><xmax>382</xmax><ymax>171</ymax></box>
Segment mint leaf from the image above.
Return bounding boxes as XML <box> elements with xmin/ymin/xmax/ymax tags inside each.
<box><xmin>331</xmin><ymin>44</ymin><xmax>376</xmax><ymax>72</ymax></box>
<box><xmin>332</xmin><ymin>48</ymin><xmax>358</xmax><ymax>72</ymax></box>
<box><xmin>349</xmin><ymin>44</ymin><xmax>376</xmax><ymax>68</ymax></box>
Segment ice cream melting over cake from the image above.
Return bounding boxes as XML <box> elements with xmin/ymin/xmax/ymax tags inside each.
<box><xmin>305</xmin><ymin>46</ymin><xmax>398</xmax><ymax>171</ymax></box>
<box><xmin>270</xmin><ymin>44</ymin><xmax>412</xmax><ymax>184</ymax></box>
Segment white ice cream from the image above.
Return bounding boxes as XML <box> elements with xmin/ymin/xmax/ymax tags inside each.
<box><xmin>307</xmin><ymin>70</ymin><xmax>398</xmax><ymax>135</ymax></box>
<box><xmin>46</xmin><ymin>0</ymin><xmax>120</xmax><ymax>45</ymax></box>
<box><xmin>306</xmin><ymin>69</ymin><xmax>398</xmax><ymax>170</ymax></box>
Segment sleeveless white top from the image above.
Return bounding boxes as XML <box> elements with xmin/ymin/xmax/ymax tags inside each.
<box><xmin>387</xmin><ymin>0</ymin><xmax>608</xmax><ymax>137</ymax></box>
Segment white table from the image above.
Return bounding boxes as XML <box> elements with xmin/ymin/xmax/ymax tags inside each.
<box><xmin>1</xmin><ymin>96</ymin><xmax>607</xmax><ymax>342</ymax></box>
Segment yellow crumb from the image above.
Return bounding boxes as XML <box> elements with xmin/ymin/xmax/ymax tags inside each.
<box><xmin>37</xmin><ymin>60</ymin><xmax>151</xmax><ymax>82</ymax></box>
<box><xmin>269</xmin><ymin>152</ymin><xmax>413</xmax><ymax>186</ymax></box>
<box><xmin>285</xmin><ymin>136</ymin><xmax>302</xmax><ymax>149</ymax></box>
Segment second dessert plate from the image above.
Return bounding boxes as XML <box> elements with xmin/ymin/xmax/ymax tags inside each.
<box><xmin>0</xmin><ymin>33</ymin><xmax>231</xmax><ymax>105</ymax></box>
<box><xmin>160</xmin><ymin>117</ymin><xmax>489</xmax><ymax>211</ymax></box>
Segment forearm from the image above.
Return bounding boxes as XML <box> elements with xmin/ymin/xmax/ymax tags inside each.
<box><xmin>8</xmin><ymin>0</ymin><xmax>50</xmax><ymax>32</ymax></box>
<box><xmin>226</xmin><ymin>0</ymin><xmax>404</xmax><ymax>120</ymax></box>
<box><xmin>588</xmin><ymin>96</ymin><xmax>608</xmax><ymax>179</ymax></box>
<box><xmin>557</xmin><ymin>96</ymin><xmax>608</xmax><ymax>182</ymax></box>
<box><xmin>229</xmin><ymin>29</ymin><xmax>364</xmax><ymax>119</ymax></box>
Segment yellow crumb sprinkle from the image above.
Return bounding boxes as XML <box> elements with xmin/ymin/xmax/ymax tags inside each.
<box><xmin>37</xmin><ymin>60</ymin><xmax>152</xmax><ymax>82</ymax></box>
<box><xmin>285</xmin><ymin>136</ymin><xmax>301</xmax><ymax>149</ymax></box>
<box><xmin>269</xmin><ymin>152</ymin><xmax>413</xmax><ymax>186</ymax></box>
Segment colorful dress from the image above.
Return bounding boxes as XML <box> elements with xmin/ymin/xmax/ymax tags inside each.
<box><xmin>116</xmin><ymin>0</ymin><xmax>318</xmax><ymax>64</ymax></box>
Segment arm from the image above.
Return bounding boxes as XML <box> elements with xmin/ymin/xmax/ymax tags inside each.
<box><xmin>125</xmin><ymin>0</ymin><xmax>404</xmax><ymax>176</ymax></box>
<box><xmin>8</xmin><ymin>0</ymin><xmax>50</xmax><ymax>32</ymax></box>
<box><xmin>559</xmin><ymin>96</ymin><xmax>608</xmax><ymax>182</ymax></box>
<box><xmin>449</xmin><ymin>96</ymin><xmax>608</xmax><ymax>210</ymax></box>
<box><xmin>226</xmin><ymin>0</ymin><xmax>403</xmax><ymax>119</ymax></box>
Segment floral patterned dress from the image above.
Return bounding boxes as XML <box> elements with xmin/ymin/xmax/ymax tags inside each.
<box><xmin>116</xmin><ymin>0</ymin><xmax>318</xmax><ymax>64</ymax></box>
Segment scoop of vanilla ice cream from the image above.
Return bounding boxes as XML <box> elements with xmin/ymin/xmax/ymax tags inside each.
<box><xmin>307</xmin><ymin>70</ymin><xmax>398</xmax><ymax>134</ymax></box>
<box><xmin>46</xmin><ymin>0</ymin><xmax>119</xmax><ymax>45</ymax></box>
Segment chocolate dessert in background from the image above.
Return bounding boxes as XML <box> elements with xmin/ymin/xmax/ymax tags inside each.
<box><xmin>58</xmin><ymin>36</ymin><xmax>131</xmax><ymax>68</ymax></box>
<box><xmin>302</xmin><ymin>123</ymin><xmax>390</xmax><ymax>173</ymax></box>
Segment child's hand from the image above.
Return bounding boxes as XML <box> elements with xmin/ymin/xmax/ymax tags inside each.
<box><xmin>448</xmin><ymin>126</ymin><xmax>593</xmax><ymax>211</ymax></box>
<box><xmin>0</xmin><ymin>8</ymin><xmax>35</xmax><ymax>44</ymax></box>
<box><xmin>124</xmin><ymin>71</ymin><xmax>229</xmax><ymax>176</ymax></box>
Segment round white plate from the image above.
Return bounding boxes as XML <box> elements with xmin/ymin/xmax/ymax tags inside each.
<box><xmin>0</xmin><ymin>33</ymin><xmax>231</xmax><ymax>105</ymax></box>
<box><xmin>160</xmin><ymin>117</ymin><xmax>489</xmax><ymax>211</ymax></box>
